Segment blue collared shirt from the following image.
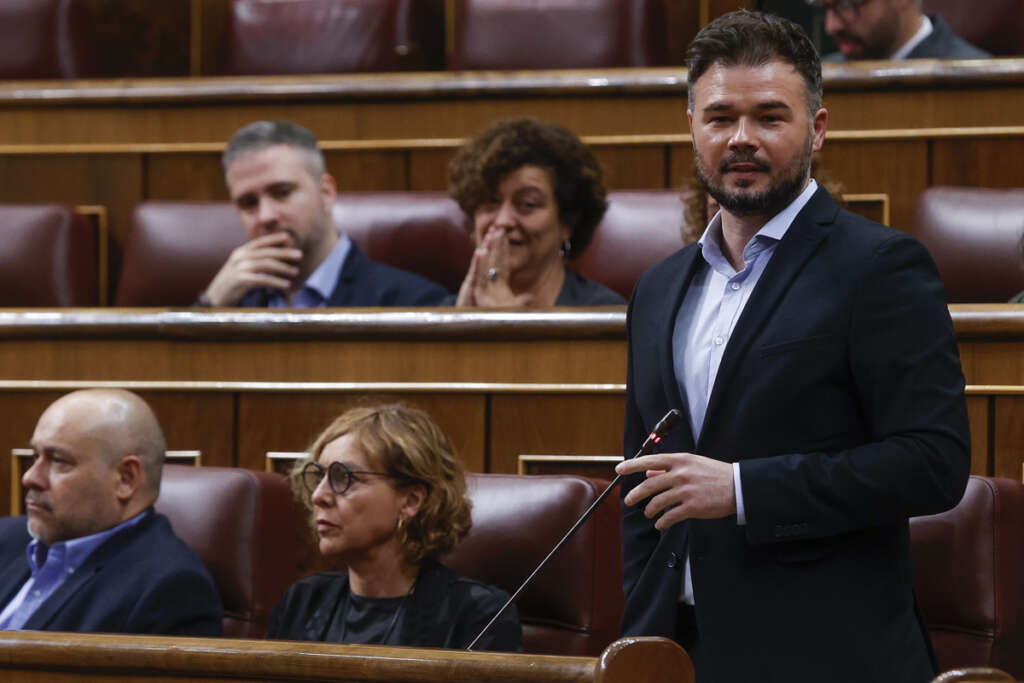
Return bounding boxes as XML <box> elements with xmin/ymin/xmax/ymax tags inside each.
<box><xmin>267</xmin><ymin>231</ymin><xmax>351</xmax><ymax>308</ymax></box>
<box><xmin>671</xmin><ymin>179</ymin><xmax>819</xmax><ymax>603</ymax></box>
<box><xmin>0</xmin><ymin>511</ymin><xmax>149</xmax><ymax>630</ymax></box>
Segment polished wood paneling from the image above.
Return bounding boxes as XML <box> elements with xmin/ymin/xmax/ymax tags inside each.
<box><xmin>931</xmin><ymin>137</ymin><xmax>1024</xmax><ymax>188</ymax></box>
<box><xmin>490</xmin><ymin>395</ymin><xmax>626</xmax><ymax>474</ymax></box>
<box><xmin>818</xmin><ymin>139</ymin><xmax>928</xmax><ymax>233</ymax></box>
<box><xmin>237</xmin><ymin>393</ymin><xmax>486</xmax><ymax>472</ymax></box>
<box><xmin>0</xmin><ymin>631</ymin><xmax>693</xmax><ymax>683</ymax></box>
<box><xmin>994</xmin><ymin>396</ymin><xmax>1024</xmax><ymax>480</ymax></box>
<box><xmin>146</xmin><ymin>153</ymin><xmax>227</xmax><ymax>200</ymax></box>
<box><xmin>0</xmin><ymin>308</ymin><xmax>1020</xmax><ymax>512</ymax></box>
<box><xmin>593</xmin><ymin>146</ymin><xmax>671</xmax><ymax>190</ymax></box>
<box><xmin>965</xmin><ymin>396</ymin><xmax>992</xmax><ymax>476</ymax></box>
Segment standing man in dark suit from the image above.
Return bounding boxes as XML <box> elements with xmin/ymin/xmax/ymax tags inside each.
<box><xmin>616</xmin><ymin>10</ymin><xmax>969</xmax><ymax>683</ymax></box>
<box><xmin>199</xmin><ymin>120</ymin><xmax>448</xmax><ymax>307</ymax></box>
<box><xmin>0</xmin><ymin>389</ymin><xmax>222</xmax><ymax>635</ymax></box>
<box><xmin>812</xmin><ymin>0</ymin><xmax>989</xmax><ymax>60</ymax></box>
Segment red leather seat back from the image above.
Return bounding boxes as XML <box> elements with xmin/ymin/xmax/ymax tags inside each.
<box><xmin>913</xmin><ymin>187</ymin><xmax>1024</xmax><ymax>303</ymax></box>
<box><xmin>444</xmin><ymin>474</ymin><xmax>623</xmax><ymax>656</ymax></box>
<box><xmin>156</xmin><ymin>465</ymin><xmax>308</xmax><ymax>638</ymax></box>
<box><xmin>911</xmin><ymin>476</ymin><xmax>1024</xmax><ymax>678</ymax></box>
<box><xmin>0</xmin><ymin>0</ymin><xmax>96</xmax><ymax>78</ymax></box>
<box><xmin>333</xmin><ymin>192</ymin><xmax>472</xmax><ymax>293</ymax></box>
<box><xmin>0</xmin><ymin>204</ymin><xmax>97</xmax><ymax>306</ymax></box>
<box><xmin>572</xmin><ymin>191</ymin><xmax>687</xmax><ymax>300</ymax></box>
<box><xmin>116</xmin><ymin>202</ymin><xmax>244</xmax><ymax>306</ymax></box>
<box><xmin>222</xmin><ymin>0</ymin><xmax>428</xmax><ymax>75</ymax></box>
<box><xmin>118</xmin><ymin>196</ymin><xmax>469</xmax><ymax>305</ymax></box>
<box><xmin>921</xmin><ymin>0</ymin><xmax>1024</xmax><ymax>56</ymax></box>
<box><xmin>448</xmin><ymin>0</ymin><xmax>668</xmax><ymax>70</ymax></box>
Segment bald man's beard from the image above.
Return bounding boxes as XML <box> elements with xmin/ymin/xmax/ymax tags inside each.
<box><xmin>694</xmin><ymin>131</ymin><xmax>813</xmax><ymax>219</ymax></box>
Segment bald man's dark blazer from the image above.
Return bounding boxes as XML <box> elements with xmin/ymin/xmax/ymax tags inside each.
<box><xmin>619</xmin><ymin>188</ymin><xmax>970</xmax><ymax>683</ymax></box>
<box><xmin>0</xmin><ymin>511</ymin><xmax>222</xmax><ymax>635</ymax></box>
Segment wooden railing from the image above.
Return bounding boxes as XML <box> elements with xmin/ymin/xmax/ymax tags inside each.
<box><xmin>0</xmin><ymin>306</ymin><xmax>1021</xmax><ymax>514</ymax></box>
<box><xmin>0</xmin><ymin>632</ymin><xmax>693</xmax><ymax>683</ymax></box>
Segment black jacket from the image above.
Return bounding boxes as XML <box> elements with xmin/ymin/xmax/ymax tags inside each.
<box><xmin>240</xmin><ymin>242</ymin><xmax>449</xmax><ymax>307</ymax></box>
<box><xmin>266</xmin><ymin>561</ymin><xmax>522</xmax><ymax>652</ymax></box>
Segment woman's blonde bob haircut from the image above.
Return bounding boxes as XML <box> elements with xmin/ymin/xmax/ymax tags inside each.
<box><xmin>294</xmin><ymin>403</ymin><xmax>472</xmax><ymax>566</ymax></box>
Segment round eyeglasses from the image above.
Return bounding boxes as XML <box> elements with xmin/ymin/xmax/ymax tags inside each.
<box><xmin>301</xmin><ymin>460</ymin><xmax>409</xmax><ymax>496</ymax></box>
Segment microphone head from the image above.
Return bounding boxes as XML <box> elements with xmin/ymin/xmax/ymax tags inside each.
<box><xmin>652</xmin><ymin>409</ymin><xmax>683</xmax><ymax>438</ymax></box>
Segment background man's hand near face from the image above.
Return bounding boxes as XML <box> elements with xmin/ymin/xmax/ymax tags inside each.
<box><xmin>201</xmin><ymin>232</ymin><xmax>302</xmax><ymax>306</ymax></box>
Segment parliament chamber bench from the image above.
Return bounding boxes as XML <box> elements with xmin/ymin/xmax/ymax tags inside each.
<box><xmin>2</xmin><ymin>465</ymin><xmax>1019</xmax><ymax>676</ymax></box>
<box><xmin>1</xmin><ymin>60</ymin><xmax>1022</xmax><ymax>293</ymax></box>
<box><xmin>0</xmin><ymin>306</ymin><xmax>1023</xmax><ymax>514</ymax></box>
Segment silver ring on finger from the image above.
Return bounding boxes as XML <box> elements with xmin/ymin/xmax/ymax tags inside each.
<box><xmin>487</xmin><ymin>267</ymin><xmax>500</xmax><ymax>282</ymax></box>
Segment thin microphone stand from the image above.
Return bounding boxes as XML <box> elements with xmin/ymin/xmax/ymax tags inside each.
<box><xmin>466</xmin><ymin>409</ymin><xmax>682</xmax><ymax>651</ymax></box>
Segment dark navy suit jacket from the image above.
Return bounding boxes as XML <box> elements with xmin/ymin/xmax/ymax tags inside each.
<box><xmin>0</xmin><ymin>512</ymin><xmax>222</xmax><ymax>636</ymax></box>
<box><xmin>240</xmin><ymin>243</ymin><xmax>449</xmax><ymax>307</ymax></box>
<box><xmin>619</xmin><ymin>188</ymin><xmax>970</xmax><ymax>683</ymax></box>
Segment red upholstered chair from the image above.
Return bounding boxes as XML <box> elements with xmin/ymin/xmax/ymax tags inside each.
<box><xmin>444</xmin><ymin>474</ymin><xmax>623</xmax><ymax>656</ymax></box>
<box><xmin>116</xmin><ymin>202</ymin><xmax>244</xmax><ymax>306</ymax></box>
<box><xmin>921</xmin><ymin>0</ymin><xmax>1024</xmax><ymax>56</ymax></box>
<box><xmin>572</xmin><ymin>191</ymin><xmax>686</xmax><ymax>300</ymax></box>
<box><xmin>448</xmin><ymin>0</ymin><xmax>668</xmax><ymax>70</ymax></box>
<box><xmin>155</xmin><ymin>465</ymin><xmax>308</xmax><ymax>638</ymax></box>
<box><xmin>0</xmin><ymin>0</ymin><xmax>96</xmax><ymax>78</ymax></box>
<box><xmin>913</xmin><ymin>187</ymin><xmax>1024</xmax><ymax>303</ymax></box>
<box><xmin>332</xmin><ymin>192</ymin><xmax>472</xmax><ymax>293</ymax></box>
<box><xmin>220</xmin><ymin>0</ymin><xmax>437</xmax><ymax>75</ymax></box>
<box><xmin>910</xmin><ymin>476</ymin><xmax>1024</xmax><ymax>678</ymax></box>
<box><xmin>117</xmin><ymin>195</ymin><xmax>469</xmax><ymax>305</ymax></box>
<box><xmin>0</xmin><ymin>204</ymin><xmax>98</xmax><ymax>306</ymax></box>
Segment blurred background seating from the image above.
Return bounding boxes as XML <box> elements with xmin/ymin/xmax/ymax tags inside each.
<box><xmin>447</xmin><ymin>0</ymin><xmax>669</xmax><ymax>70</ymax></box>
<box><xmin>0</xmin><ymin>205</ymin><xmax>98</xmax><ymax>306</ymax></box>
<box><xmin>914</xmin><ymin>187</ymin><xmax>1024</xmax><ymax>303</ymax></box>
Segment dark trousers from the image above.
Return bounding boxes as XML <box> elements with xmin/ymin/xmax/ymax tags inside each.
<box><xmin>677</xmin><ymin>603</ymin><xmax>712</xmax><ymax>683</ymax></box>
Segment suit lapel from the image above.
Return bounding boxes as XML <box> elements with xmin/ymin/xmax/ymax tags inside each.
<box><xmin>654</xmin><ymin>247</ymin><xmax>703</xmax><ymax>448</ymax></box>
<box><xmin>0</xmin><ymin>561</ymin><xmax>30</xmax><ymax>608</ymax></box>
<box><xmin>699</xmin><ymin>190</ymin><xmax>838</xmax><ymax>452</ymax></box>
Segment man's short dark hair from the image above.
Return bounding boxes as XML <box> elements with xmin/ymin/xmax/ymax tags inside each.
<box><xmin>222</xmin><ymin>120</ymin><xmax>325</xmax><ymax>178</ymax></box>
<box><xmin>686</xmin><ymin>10</ymin><xmax>823</xmax><ymax>116</ymax></box>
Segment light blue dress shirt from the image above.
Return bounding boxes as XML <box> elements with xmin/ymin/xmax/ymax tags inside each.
<box><xmin>0</xmin><ymin>511</ymin><xmax>149</xmax><ymax>630</ymax></box>
<box><xmin>671</xmin><ymin>180</ymin><xmax>818</xmax><ymax>604</ymax></box>
<box><xmin>267</xmin><ymin>231</ymin><xmax>351</xmax><ymax>308</ymax></box>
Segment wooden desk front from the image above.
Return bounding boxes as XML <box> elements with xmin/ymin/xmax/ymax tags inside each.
<box><xmin>0</xmin><ymin>306</ymin><xmax>1021</xmax><ymax>515</ymax></box>
<box><xmin>0</xmin><ymin>631</ymin><xmax>693</xmax><ymax>683</ymax></box>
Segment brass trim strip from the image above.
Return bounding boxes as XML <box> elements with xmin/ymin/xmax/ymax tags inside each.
<box><xmin>0</xmin><ymin>380</ymin><xmax>628</xmax><ymax>393</ymax></box>
<box><xmin>2</xmin><ymin>126</ymin><xmax>1023</xmax><ymax>155</ymax></box>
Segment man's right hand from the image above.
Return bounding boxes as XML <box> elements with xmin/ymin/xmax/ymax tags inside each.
<box><xmin>201</xmin><ymin>233</ymin><xmax>302</xmax><ymax>306</ymax></box>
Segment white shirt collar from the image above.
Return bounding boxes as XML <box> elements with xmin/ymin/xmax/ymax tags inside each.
<box><xmin>891</xmin><ymin>15</ymin><xmax>933</xmax><ymax>59</ymax></box>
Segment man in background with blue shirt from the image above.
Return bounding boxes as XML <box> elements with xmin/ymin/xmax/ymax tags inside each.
<box><xmin>616</xmin><ymin>10</ymin><xmax>969</xmax><ymax>683</ymax></box>
<box><xmin>0</xmin><ymin>389</ymin><xmax>222</xmax><ymax>635</ymax></box>
<box><xmin>199</xmin><ymin>120</ymin><xmax>448</xmax><ymax>308</ymax></box>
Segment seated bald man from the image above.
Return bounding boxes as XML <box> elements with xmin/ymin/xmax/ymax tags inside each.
<box><xmin>0</xmin><ymin>390</ymin><xmax>223</xmax><ymax>635</ymax></box>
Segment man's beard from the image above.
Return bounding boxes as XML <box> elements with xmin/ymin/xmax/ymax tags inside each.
<box><xmin>694</xmin><ymin>134</ymin><xmax>813</xmax><ymax>219</ymax></box>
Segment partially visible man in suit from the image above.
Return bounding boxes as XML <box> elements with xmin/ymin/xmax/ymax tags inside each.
<box><xmin>812</xmin><ymin>0</ymin><xmax>989</xmax><ymax>60</ymax></box>
<box><xmin>0</xmin><ymin>389</ymin><xmax>223</xmax><ymax>635</ymax></box>
<box><xmin>199</xmin><ymin>120</ymin><xmax>448</xmax><ymax>307</ymax></box>
<box><xmin>616</xmin><ymin>10</ymin><xmax>969</xmax><ymax>683</ymax></box>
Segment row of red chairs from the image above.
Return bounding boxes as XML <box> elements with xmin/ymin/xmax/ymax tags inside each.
<box><xmin>156</xmin><ymin>465</ymin><xmax>1024</xmax><ymax>674</ymax></box>
<box><xmin>0</xmin><ymin>187</ymin><xmax>1021</xmax><ymax>308</ymax></box>
<box><xmin>0</xmin><ymin>0</ymin><xmax>669</xmax><ymax>80</ymax></box>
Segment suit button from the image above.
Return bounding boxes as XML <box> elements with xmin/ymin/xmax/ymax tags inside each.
<box><xmin>667</xmin><ymin>552</ymin><xmax>680</xmax><ymax>569</ymax></box>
